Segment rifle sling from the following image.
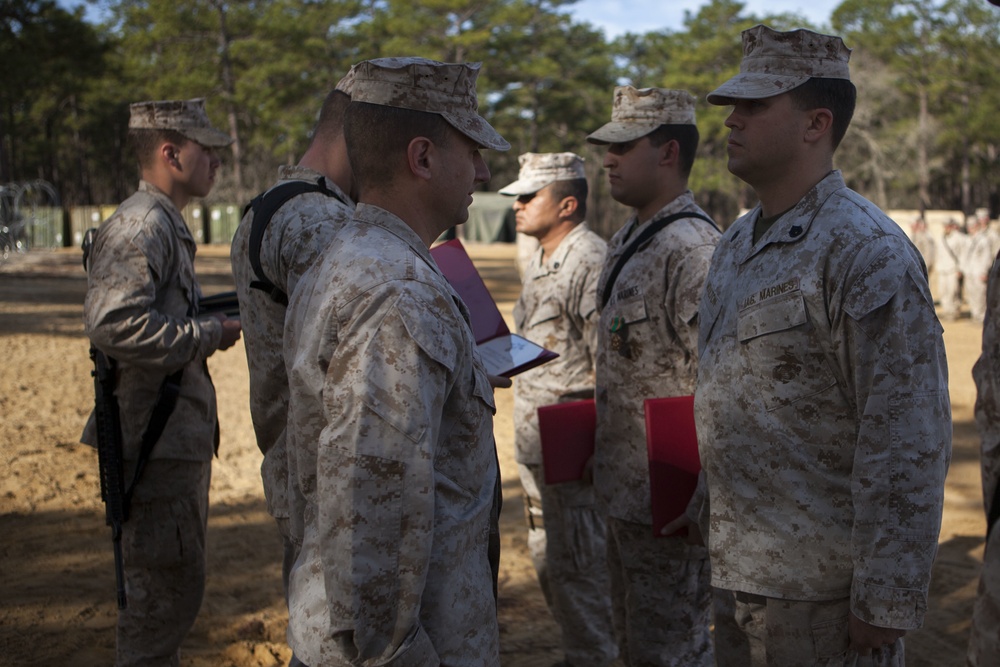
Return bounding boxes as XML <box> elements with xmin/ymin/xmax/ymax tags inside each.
<box><xmin>601</xmin><ymin>212</ymin><xmax>717</xmax><ymax>309</ymax></box>
<box><xmin>123</xmin><ymin>366</ymin><xmax>184</xmax><ymax>510</ymax></box>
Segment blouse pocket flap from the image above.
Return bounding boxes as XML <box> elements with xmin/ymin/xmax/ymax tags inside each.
<box><xmin>738</xmin><ymin>292</ymin><xmax>807</xmax><ymax>342</ymax></box>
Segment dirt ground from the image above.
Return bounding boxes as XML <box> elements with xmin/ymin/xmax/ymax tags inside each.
<box><xmin>0</xmin><ymin>241</ymin><xmax>988</xmax><ymax>667</ymax></box>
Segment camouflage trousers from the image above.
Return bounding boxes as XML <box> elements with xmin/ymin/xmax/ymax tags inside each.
<box><xmin>713</xmin><ymin>591</ymin><xmax>904</xmax><ymax>667</ymax></box>
<box><xmin>968</xmin><ymin>525</ymin><xmax>1000</xmax><ymax>665</ymax></box>
<box><xmin>605</xmin><ymin>517</ymin><xmax>713</xmax><ymax>666</ymax></box>
<box><xmin>518</xmin><ymin>463</ymin><xmax>618</xmax><ymax>667</ymax></box>
<box><xmin>274</xmin><ymin>516</ymin><xmax>308</xmax><ymax>667</ymax></box>
<box><xmin>968</xmin><ymin>275</ymin><xmax>988</xmax><ymax>323</ymax></box>
<box><xmin>117</xmin><ymin>458</ymin><xmax>210</xmax><ymax>667</ymax></box>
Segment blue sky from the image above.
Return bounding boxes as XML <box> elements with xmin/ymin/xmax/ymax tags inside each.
<box><xmin>566</xmin><ymin>0</ymin><xmax>842</xmax><ymax>38</ymax></box>
<box><xmin>59</xmin><ymin>0</ymin><xmax>842</xmax><ymax>38</ymax></box>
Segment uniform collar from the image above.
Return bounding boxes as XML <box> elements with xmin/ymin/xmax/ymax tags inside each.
<box><xmin>529</xmin><ymin>223</ymin><xmax>590</xmax><ymax>277</ymax></box>
<box><xmin>137</xmin><ymin>180</ymin><xmax>195</xmax><ymax>244</ymax></box>
<box><xmin>621</xmin><ymin>190</ymin><xmax>698</xmax><ymax>244</ymax></box>
<box><xmin>732</xmin><ymin>170</ymin><xmax>845</xmax><ymax>263</ymax></box>
<box><xmin>354</xmin><ymin>203</ymin><xmax>438</xmax><ymax>271</ymax></box>
<box><xmin>277</xmin><ymin>164</ymin><xmax>356</xmax><ymax>208</ymax></box>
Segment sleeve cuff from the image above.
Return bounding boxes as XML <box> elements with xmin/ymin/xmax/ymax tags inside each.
<box><xmin>196</xmin><ymin>316</ymin><xmax>223</xmax><ymax>357</ymax></box>
<box><xmin>851</xmin><ymin>579</ymin><xmax>928</xmax><ymax>630</ymax></box>
<box><xmin>386</xmin><ymin>626</ymin><xmax>439</xmax><ymax>667</ymax></box>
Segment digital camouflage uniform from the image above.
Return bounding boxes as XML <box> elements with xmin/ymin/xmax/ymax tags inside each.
<box><xmin>584</xmin><ymin>85</ymin><xmax>720</xmax><ymax>667</ymax></box>
<box><xmin>695</xmin><ymin>170</ymin><xmax>951</xmax><ymax>666</ymax></box>
<box><xmin>230</xmin><ymin>165</ymin><xmax>354</xmax><ymax>570</ymax></box>
<box><xmin>81</xmin><ymin>98</ymin><xmax>233</xmax><ymax>667</ymax></box>
<box><xmin>280</xmin><ymin>57</ymin><xmax>509</xmax><ymax>666</ymax></box>
<box><xmin>969</xmin><ymin>246</ymin><xmax>1000</xmax><ymax>666</ymax></box>
<box><xmin>284</xmin><ymin>204</ymin><xmax>501</xmax><ymax>666</ymax></box>
<box><xmin>505</xmin><ymin>151</ymin><xmax>615</xmax><ymax>666</ymax></box>
<box><xmin>965</xmin><ymin>214</ymin><xmax>1000</xmax><ymax>323</ymax></box>
<box><xmin>936</xmin><ymin>224</ymin><xmax>970</xmax><ymax>320</ymax></box>
<box><xmin>697</xmin><ymin>27</ymin><xmax>952</xmax><ymax>666</ymax></box>
<box><xmin>82</xmin><ymin>181</ymin><xmax>224</xmax><ymax>666</ymax></box>
<box><xmin>594</xmin><ymin>192</ymin><xmax>718</xmax><ymax>666</ymax></box>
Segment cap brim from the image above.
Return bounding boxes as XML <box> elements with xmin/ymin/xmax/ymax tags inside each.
<box><xmin>181</xmin><ymin>127</ymin><xmax>234</xmax><ymax>148</ymax></box>
<box><xmin>498</xmin><ymin>177</ymin><xmax>552</xmax><ymax>196</ymax></box>
<box><xmin>586</xmin><ymin>121</ymin><xmax>659</xmax><ymax>145</ymax></box>
<box><xmin>706</xmin><ymin>73</ymin><xmax>810</xmax><ymax>105</ymax></box>
<box><xmin>442</xmin><ymin>111</ymin><xmax>510</xmax><ymax>151</ymax></box>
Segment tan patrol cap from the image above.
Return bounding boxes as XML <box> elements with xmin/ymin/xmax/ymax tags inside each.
<box><xmin>335</xmin><ymin>68</ymin><xmax>355</xmax><ymax>97</ymax></box>
<box><xmin>128</xmin><ymin>98</ymin><xmax>232</xmax><ymax>148</ymax></box>
<box><xmin>499</xmin><ymin>152</ymin><xmax>586</xmax><ymax>196</ymax></box>
<box><xmin>708</xmin><ymin>25</ymin><xmax>852</xmax><ymax>105</ymax></box>
<box><xmin>587</xmin><ymin>86</ymin><xmax>696</xmax><ymax>145</ymax></box>
<box><xmin>350</xmin><ymin>57</ymin><xmax>509</xmax><ymax>151</ymax></box>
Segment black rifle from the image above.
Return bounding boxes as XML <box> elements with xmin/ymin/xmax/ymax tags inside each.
<box><xmin>91</xmin><ymin>346</ymin><xmax>128</xmax><ymax>609</ymax></box>
<box><xmin>199</xmin><ymin>290</ymin><xmax>240</xmax><ymax>318</ymax></box>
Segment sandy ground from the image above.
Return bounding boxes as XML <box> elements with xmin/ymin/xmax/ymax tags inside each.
<box><xmin>0</xmin><ymin>242</ymin><xmax>988</xmax><ymax>667</ymax></box>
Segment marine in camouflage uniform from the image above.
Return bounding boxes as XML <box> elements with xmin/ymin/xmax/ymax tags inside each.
<box><xmin>81</xmin><ymin>99</ymin><xmax>241</xmax><ymax>667</ymax></box>
<box><xmin>909</xmin><ymin>217</ymin><xmax>935</xmax><ymax>276</ymax></box>
<box><xmin>965</xmin><ymin>210</ymin><xmax>999</xmax><ymax>323</ymax></box>
<box><xmin>500</xmin><ymin>152</ymin><xmax>617</xmax><ymax>667</ymax></box>
<box><xmin>696</xmin><ymin>26</ymin><xmax>951</xmax><ymax>666</ymax></box>
<box><xmin>281</xmin><ymin>57</ymin><xmax>510</xmax><ymax>666</ymax></box>
<box><xmin>586</xmin><ymin>86</ymin><xmax>720</xmax><ymax>666</ymax></box>
<box><xmin>969</xmin><ymin>239</ymin><xmax>1000</xmax><ymax>666</ymax></box>
<box><xmin>936</xmin><ymin>219</ymin><xmax>970</xmax><ymax>320</ymax></box>
<box><xmin>230</xmin><ymin>74</ymin><xmax>355</xmax><ymax>667</ymax></box>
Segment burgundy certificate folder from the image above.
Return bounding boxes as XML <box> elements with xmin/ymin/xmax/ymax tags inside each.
<box><xmin>430</xmin><ymin>238</ymin><xmax>557</xmax><ymax>377</ymax></box>
<box><xmin>538</xmin><ymin>398</ymin><xmax>596</xmax><ymax>485</ymax></box>
<box><xmin>644</xmin><ymin>395</ymin><xmax>701</xmax><ymax>537</ymax></box>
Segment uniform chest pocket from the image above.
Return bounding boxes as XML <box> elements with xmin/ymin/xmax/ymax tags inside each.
<box><xmin>525</xmin><ymin>300</ymin><xmax>563</xmax><ymax>330</ymax></box>
<box><xmin>737</xmin><ymin>291</ymin><xmax>837</xmax><ymax>412</ymax></box>
<box><xmin>616</xmin><ymin>295</ymin><xmax>648</xmax><ymax>325</ymax></box>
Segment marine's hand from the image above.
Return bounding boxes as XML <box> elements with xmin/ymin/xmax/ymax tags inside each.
<box><xmin>213</xmin><ymin>313</ymin><xmax>242</xmax><ymax>351</ymax></box>
<box><xmin>488</xmin><ymin>374</ymin><xmax>512</xmax><ymax>389</ymax></box>
<box><xmin>848</xmin><ymin>612</ymin><xmax>906</xmax><ymax>656</ymax></box>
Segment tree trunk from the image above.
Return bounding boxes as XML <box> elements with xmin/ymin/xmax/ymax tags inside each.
<box><xmin>918</xmin><ymin>85</ymin><xmax>930</xmax><ymax>214</ymax></box>
<box><xmin>213</xmin><ymin>1</ymin><xmax>244</xmax><ymax>199</ymax></box>
<box><xmin>960</xmin><ymin>93</ymin><xmax>971</xmax><ymax>216</ymax></box>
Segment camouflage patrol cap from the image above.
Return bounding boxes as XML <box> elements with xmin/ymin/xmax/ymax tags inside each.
<box><xmin>350</xmin><ymin>57</ymin><xmax>509</xmax><ymax>151</ymax></box>
<box><xmin>128</xmin><ymin>98</ymin><xmax>232</xmax><ymax>148</ymax></box>
<box><xmin>586</xmin><ymin>86</ymin><xmax>696</xmax><ymax>145</ymax></box>
<box><xmin>498</xmin><ymin>152</ymin><xmax>586</xmax><ymax>196</ymax></box>
<box><xmin>335</xmin><ymin>68</ymin><xmax>355</xmax><ymax>97</ymax></box>
<box><xmin>707</xmin><ymin>25</ymin><xmax>852</xmax><ymax>105</ymax></box>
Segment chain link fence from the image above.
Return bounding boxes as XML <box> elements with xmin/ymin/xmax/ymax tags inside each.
<box><xmin>0</xmin><ymin>181</ymin><xmax>62</xmax><ymax>265</ymax></box>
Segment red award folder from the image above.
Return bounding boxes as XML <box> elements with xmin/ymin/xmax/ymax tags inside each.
<box><xmin>644</xmin><ymin>395</ymin><xmax>701</xmax><ymax>538</ymax></box>
<box><xmin>430</xmin><ymin>238</ymin><xmax>558</xmax><ymax>377</ymax></box>
<box><xmin>538</xmin><ymin>398</ymin><xmax>596</xmax><ymax>485</ymax></box>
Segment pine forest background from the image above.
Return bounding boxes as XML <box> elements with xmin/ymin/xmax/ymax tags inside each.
<box><xmin>2</xmin><ymin>0</ymin><xmax>999</xmax><ymax>238</ymax></box>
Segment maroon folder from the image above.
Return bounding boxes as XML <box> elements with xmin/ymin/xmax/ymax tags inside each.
<box><xmin>538</xmin><ymin>398</ymin><xmax>596</xmax><ymax>485</ymax></box>
<box><xmin>644</xmin><ymin>395</ymin><xmax>701</xmax><ymax>538</ymax></box>
<box><xmin>430</xmin><ymin>239</ymin><xmax>557</xmax><ymax>377</ymax></box>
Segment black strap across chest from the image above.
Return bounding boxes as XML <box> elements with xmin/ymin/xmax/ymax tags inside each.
<box><xmin>600</xmin><ymin>212</ymin><xmax>717</xmax><ymax>308</ymax></box>
<box><xmin>242</xmin><ymin>176</ymin><xmax>336</xmax><ymax>305</ymax></box>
